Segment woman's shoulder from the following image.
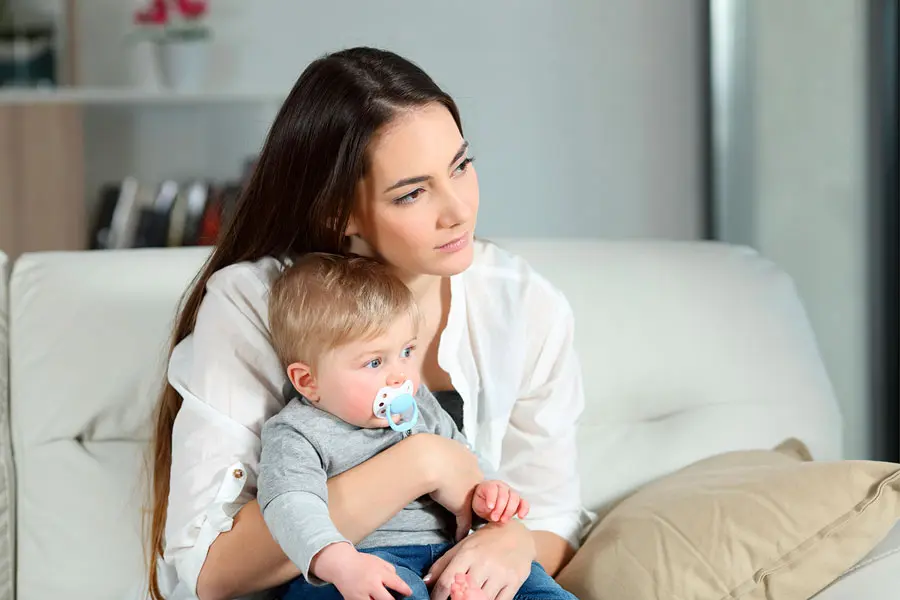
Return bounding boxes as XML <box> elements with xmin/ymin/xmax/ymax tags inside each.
<box><xmin>204</xmin><ymin>255</ymin><xmax>286</xmax><ymax>305</ymax></box>
<box><xmin>466</xmin><ymin>238</ymin><xmax>569</xmax><ymax>309</ymax></box>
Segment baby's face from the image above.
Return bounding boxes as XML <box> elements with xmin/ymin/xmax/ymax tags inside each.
<box><xmin>313</xmin><ymin>316</ymin><xmax>421</xmax><ymax>428</ymax></box>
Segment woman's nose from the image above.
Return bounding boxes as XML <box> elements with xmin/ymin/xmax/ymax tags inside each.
<box><xmin>437</xmin><ymin>191</ymin><xmax>471</xmax><ymax>229</ymax></box>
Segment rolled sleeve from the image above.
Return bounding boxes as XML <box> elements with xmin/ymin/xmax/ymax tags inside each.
<box><xmin>501</xmin><ymin>296</ymin><xmax>596</xmax><ymax>550</ymax></box>
<box><xmin>163</xmin><ymin>392</ymin><xmax>262</xmax><ymax>597</ymax></box>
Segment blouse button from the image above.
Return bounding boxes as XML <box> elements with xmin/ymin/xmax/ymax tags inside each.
<box><xmin>233</xmin><ymin>468</ymin><xmax>244</xmax><ymax>479</ymax></box>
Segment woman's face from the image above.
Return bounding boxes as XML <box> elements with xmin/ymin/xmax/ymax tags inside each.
<box><xmin>347</xmin><ymin>102</ymin><xmax>479</xmax><ymax>279</ymax></box>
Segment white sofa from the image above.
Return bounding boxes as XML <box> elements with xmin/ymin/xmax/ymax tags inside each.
<box><xmin>0</xmin><ymin>239</ymin><xmax>897</xmax><ymax>600</ymax></box>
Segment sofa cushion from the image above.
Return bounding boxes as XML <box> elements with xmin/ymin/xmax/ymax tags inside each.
<box><xmin>8</xmin><ymin>248</ymin><xmax>211</xmax><ymax>600</ymax></box>
<box><xmin>0</xmin><ymin>252</ymin><xmax>12</xmax><ymax>600</ymax></box>
<box><xmin>556</xmin><ymin>440</ymin><xmax>900</xmax><ymax>600</ymax></box>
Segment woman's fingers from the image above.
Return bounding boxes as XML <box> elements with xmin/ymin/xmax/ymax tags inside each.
<box><xmin>430</xmin><ymin>555</ymin><xmax>473</xmax><ymax>600</ymax></box>
<box><xmin>424</xmin><ymin>543</ymin><xmax>458</xmax><ymax>589</ymax></box>
<box><xmin>466</xmin><ymin>560</ymin><xmax>490</xmax><ymax>590</ymax></box>
<box><xmin>481</xmin><ymin>577</ymin><xmax>507</xmax><ymax>600</ymax></box>
<box><xmin>496</xmin><ymin>584</ymin><xmax>516</xmax><ymax>600</ymax></box>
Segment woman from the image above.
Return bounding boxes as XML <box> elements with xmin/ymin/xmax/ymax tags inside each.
<box><xmin>148</xmin><ymin>46</ymin><xmax>593</xmax><ymax>600</ymax></box>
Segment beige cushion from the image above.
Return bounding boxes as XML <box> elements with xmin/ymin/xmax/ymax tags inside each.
<box><xmin>557</xmin><ymin>440</ymin><xmax>900</xmax><ymax>600</ymax></box>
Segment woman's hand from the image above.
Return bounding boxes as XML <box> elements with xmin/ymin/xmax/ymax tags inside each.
<box><xmin>424</xmin><ymin>521</ymin><xmax>536</xmax><ymax>600</ymax></box>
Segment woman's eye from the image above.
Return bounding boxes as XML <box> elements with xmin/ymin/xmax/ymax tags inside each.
<box><xmin>453</xmin><ymin>156</ymin><xmax>475</xmax><ymax>175</ymax></box>
<box><xmin>393</xmin><ymin>188</ymin><xmax>424</xmax><ymax>205</ymax></box>
<box><xmin>366</xmin><ymin>358</ymin><xmax>382</xmax><ymax>368</ymax></box>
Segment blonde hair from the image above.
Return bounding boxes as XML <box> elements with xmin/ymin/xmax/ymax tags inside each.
<box><xmin>268</xmin><ymin>253</ymin><xmax>420</xmax><ymax>369</ymax></box>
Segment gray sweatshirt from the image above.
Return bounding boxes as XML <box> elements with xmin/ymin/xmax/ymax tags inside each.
<box><xmin>257</xmin><ymin>385</ymin><xmax>492</xmax><ymax>583</ymax></box>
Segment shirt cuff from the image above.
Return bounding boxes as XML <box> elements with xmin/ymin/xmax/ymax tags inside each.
<box><xmin>165</xmin><ymin>461</ymin><xmax>255</xmax><ymax>597</ymax></box>
<box><xmin>519</xmin><ymin>507</ymin><xmax>597</xmax><ymax>550</ymax></box>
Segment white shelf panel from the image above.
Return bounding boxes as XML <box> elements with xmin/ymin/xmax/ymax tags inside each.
<box><xmin>0</xmin><ymin>87</ymin><xmax>287</xmax><ymax>106</ymax></box>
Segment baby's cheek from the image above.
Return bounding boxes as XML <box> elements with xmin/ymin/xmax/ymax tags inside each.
<box><xmin>350</xmin><ymin>391</ymin><xmax>380</xmax><ymax>422</ymax></box>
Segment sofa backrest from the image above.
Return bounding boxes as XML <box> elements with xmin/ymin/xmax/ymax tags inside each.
<box><xmin>3</xmin><ymin>240</ymin><xmax>843</xmax><ymax>600</ymax></box>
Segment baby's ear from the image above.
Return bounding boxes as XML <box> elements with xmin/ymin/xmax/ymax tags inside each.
<box><xmin>286</xmin><ymin>362</ymin><xmax>318</xmax><ymax>401</ymax></box>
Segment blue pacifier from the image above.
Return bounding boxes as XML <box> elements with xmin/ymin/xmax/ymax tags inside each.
<box><xmin>373</xmin><ymin>380</ymin><xmax>419</xmax><ymax>433</ymax></box>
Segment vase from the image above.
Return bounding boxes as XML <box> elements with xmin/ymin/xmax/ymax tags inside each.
<box><xmin>153</xmin><ymin>38</ymin><xmax>209</xmax><ymax>92</ymax></box>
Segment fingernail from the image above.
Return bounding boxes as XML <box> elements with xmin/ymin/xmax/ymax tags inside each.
<box><xmin>488</xmin><ymin>502</ymin><xmax>495</xmax><ymax>509</ymax></box>
<box><xmin>423</xmin><ymin>574</ymin><xmax>432</xmax><ymax>583</ymax></box>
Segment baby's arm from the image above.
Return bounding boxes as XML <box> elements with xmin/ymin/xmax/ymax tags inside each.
<box><xmin>258</xmin><ymin>415</ymin><xmax>411</xmax><ymax>598</ymax></box>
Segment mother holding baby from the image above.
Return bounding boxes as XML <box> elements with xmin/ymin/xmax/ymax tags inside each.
<box><xmin>146</xmin><ymin>46</ymin><xmax>594</xmax><ymax>600</ymax></box>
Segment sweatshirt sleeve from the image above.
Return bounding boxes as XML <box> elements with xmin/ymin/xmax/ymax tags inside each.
<box><xmin>258</xmin><ymin>412</ymin><xmax>350</xmax><ymax>585</ymax></box>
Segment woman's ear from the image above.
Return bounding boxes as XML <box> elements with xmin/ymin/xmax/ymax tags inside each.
<box><xmin>286</xmin><ymin>362</ymin><xmax>319</xmax><ymax>401</ymax></box>
<box><xmin>344</xmin><ymin>213</ymin><xmax>359</xmax><ymax>237</ymax></box>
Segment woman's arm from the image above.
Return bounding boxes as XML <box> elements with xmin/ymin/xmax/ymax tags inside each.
<box><xmin>532</xmin><ymin>531</ymin><xmax>575</xmax><ymax>577</ymax></box>
<box><xmin>196</xmin><ymin>433</ymin><xmax>478</xmax><ymax>600</ymax></box>
<box><xmin>498</xmin><ymin>290</ymin><xmax>593</xmax><ymax>573</ymax></box>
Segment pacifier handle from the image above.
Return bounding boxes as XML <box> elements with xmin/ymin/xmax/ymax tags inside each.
<box><xmin>386</xmin><ymin>394</ymin><xmax>419</xmax><ymax>432</ymax></box>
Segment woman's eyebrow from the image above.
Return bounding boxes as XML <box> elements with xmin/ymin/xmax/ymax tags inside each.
<box><xmin>382</xmin><ymin>141</ymin><xmax>469</xmax><ymax>193</ymax></box>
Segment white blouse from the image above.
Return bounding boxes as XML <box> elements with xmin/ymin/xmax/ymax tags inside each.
<box><xmin>158</xmin><ymin>238</ymin><xmax>595</xmax><ymax>599</ymax></box>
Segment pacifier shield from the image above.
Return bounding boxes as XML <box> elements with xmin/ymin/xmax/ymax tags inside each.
<box><xmin>373</xmin><ymin>380</ymin><xmax>419</xmax><ymax>432</ymax></box>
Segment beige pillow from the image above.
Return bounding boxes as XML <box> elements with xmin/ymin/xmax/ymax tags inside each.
<box><xmin>557</xmin><ymin>440</ymin><xmax>900</xmax><ymax>600</ymax></box>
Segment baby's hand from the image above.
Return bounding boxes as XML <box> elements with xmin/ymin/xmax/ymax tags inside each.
<box><xmin>472</xmin><ymin>480</ymin><xmax>530</xmax><ymax>523</ymax></box>
<box><xmin>312</xmin><ymin>542</ymin><xmax>412</xmax><ymax>600</ymax></box>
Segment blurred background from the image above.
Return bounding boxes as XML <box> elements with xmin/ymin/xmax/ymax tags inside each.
<box><xmin>0</xmin><ymin>0</ymin><xmax>895</xmax><ymax>463</ymax></box>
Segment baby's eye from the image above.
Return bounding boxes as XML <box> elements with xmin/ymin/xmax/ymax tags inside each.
<box><xmin>401</xmin><ymin>346</ymin><xmax>414</xmax><ymax>358</ymax></box>
<box><xmin>366</xmin><ymin>358</ymin><xmax>382</xmax><ymax>369</ymax></box>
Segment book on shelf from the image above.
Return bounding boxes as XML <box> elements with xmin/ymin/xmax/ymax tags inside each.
<box><xmin>89</xmin><ymin>160</ymin><xmax>252</xmax><ymax>251</ymax></box>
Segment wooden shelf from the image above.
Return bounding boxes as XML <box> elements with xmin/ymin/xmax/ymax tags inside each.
<box><xmin>0</xmin><ymin>87</ymin><xmax>286</xmax><ymax>106</ymax></box>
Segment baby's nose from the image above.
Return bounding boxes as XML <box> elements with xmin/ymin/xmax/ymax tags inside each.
<box><xmin>386</xmin><ymin>373</ymin><xmax>406</xmax><ymax>387</ymax></box>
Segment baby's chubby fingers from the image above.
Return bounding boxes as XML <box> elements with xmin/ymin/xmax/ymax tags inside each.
<box><xmin>500</xmin><ymin>491</ymin><xmax>521</xmax><ymax>523</ymax></box>
<box><xmin>517</xmin><ymin>498</ymin><xmax>530</xmax><ymax>519</ymax></box>
<box><xmin>491</xmin><ymin>484</ymin><xmax>510</xmax><ymax>522</ymax></box>
<box><xmin>472</xmin><ymin>481</ymin><xmax>501</xmax><ymax>519</ymax></box>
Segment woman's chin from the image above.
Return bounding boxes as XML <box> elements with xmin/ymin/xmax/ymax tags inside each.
<box><xmin>392</xmin><ymin>247</ymin><xmax>474</xmax><ymax>279</ymax></box>
<box><xmin>432</xmin><ymin>246</ymin><xmax>475</xmax><ymax>276</ymax></box>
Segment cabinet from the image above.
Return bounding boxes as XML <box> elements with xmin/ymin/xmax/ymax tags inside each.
<box><xmin>0</xmin><ymin>102</ymin><xmax>83</xmax><ymax>260</ymax></box>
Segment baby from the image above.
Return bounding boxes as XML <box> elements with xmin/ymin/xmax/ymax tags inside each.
<box><xmin>258</xmin><ymin>253</ymin><xmax>576</xmax><ymax>600</ymax></box>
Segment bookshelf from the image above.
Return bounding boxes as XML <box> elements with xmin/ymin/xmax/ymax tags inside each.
<box><xmin>0</xmin><ymin>0</ymin><xmax>289</xmax><ymax>261</ymax></box>
<box><xmin>0</xmin><ymin>89</ymin><xmax>280</xmax><ymax>261</ymax></box>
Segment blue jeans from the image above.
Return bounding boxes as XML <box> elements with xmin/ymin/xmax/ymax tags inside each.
<box><xmin>281</xmin><ymin>543</ymin><xmax>576</xmax><ymax>600</ymax></box>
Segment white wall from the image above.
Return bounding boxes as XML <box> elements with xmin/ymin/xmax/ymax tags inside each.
<box><xmin>749</xmin><ymin>1</ymin><xmax>870</xmax><ymax>459</ymax></box>
<box><xmin>17</xmin><ymin>0</ymin><xmax>704</xmax><ymax>239</ymax></box>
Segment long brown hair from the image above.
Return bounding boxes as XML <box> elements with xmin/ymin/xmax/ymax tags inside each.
<box><xmin>146</xmin><ymin>46</ymin><xmax>462</xmax><ymax>599</ymax></box>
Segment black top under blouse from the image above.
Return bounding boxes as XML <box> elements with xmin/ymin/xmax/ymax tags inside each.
<box><xmin>432</xmin><ymin>389</ymin><xmax>464</xmax><ymax>433</ymax></box>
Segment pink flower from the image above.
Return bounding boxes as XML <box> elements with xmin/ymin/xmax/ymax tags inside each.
<box><xmin>134</xmin><ymin>0</ymin><xmax>168</xmax><ymax>25</ymax></box>
<box><xmin>174</xmin><ymin>0</ymin><xmax>208</xmax><ymax>20</ymax></box>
